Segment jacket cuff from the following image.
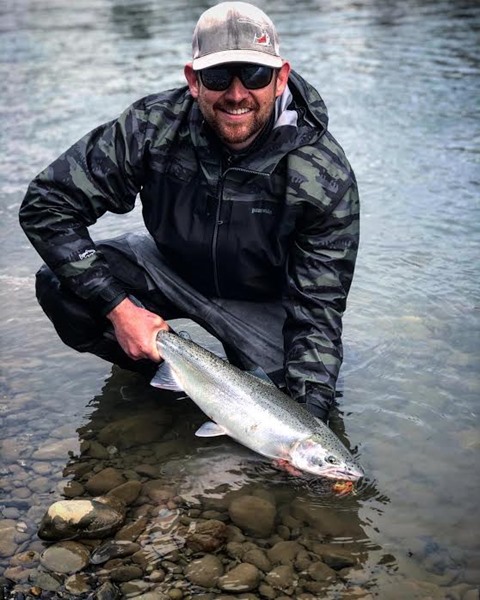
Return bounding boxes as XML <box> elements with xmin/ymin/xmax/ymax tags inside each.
<box><xmin>93</xmin><ymin>286</ymin><xmax>128</xmax><ymax>317</ymax></box>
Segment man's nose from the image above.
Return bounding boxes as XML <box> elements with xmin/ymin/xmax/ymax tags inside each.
<box><xmin>223</xmin><ymin>76</ymin><xmax>249</xmax><ymax>101</ymax></box>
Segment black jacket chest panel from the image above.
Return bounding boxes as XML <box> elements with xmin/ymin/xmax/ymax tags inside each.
<box><xmin>140</xmin><ymin>154</ymin><xmax>298</xmax><ymax>299</ymax></box>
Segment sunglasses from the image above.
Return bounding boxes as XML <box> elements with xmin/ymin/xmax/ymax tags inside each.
<box><xmin>198</xmin><ymin>64</ymin><xmax>275</xmax><ymax>91</ymax></box>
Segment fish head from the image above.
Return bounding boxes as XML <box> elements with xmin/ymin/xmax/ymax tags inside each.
<box><xmin>290</xmin><ymin>434</ymin><xmax>365</xmax><ymax>481</ymax></box>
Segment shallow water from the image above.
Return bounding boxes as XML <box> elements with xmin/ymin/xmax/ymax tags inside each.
<box><xmin>1</xmin><ymin>0</ymin><xmax>479</xmax><ymax>596</ymax></box>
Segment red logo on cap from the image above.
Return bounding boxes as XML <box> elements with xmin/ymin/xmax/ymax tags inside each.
<box><xmin>254</xmin><ymin>30</ymin><xmax>270</xmax><ymax>46</ymax></box>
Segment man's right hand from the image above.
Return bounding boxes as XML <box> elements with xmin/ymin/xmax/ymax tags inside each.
<box><xmin>106</xmin><ymin>297</ymin><xmax>169</xmax><ymax>363</ymax></box>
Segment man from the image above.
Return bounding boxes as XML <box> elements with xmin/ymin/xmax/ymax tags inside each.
<box><xmin>19</xmin><ymin>1</ymin><xmax>359</xmax><ymax>423</ymax></box>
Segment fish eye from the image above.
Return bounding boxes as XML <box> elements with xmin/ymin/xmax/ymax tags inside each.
<box><xmin>325</xmin><ymin>455</ymin><xmax>339</xmax><ymax>465</ymax></box>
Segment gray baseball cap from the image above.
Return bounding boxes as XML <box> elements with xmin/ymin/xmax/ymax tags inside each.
<box><xmin>192</xmin><ymin>2</ymin><xmax>283</xmax><ymax>71</ymax></box>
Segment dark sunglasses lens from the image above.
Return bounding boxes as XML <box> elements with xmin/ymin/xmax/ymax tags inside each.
<box><xmin>241</xmin><ymin>65</ymin><xmax>274</xmax><ymax>89</ymax></box>
<box><xmin>200</xmin><ymin>68</ymin><xmax>232</xmax><ymax>91</ymax></box>
<box><xmin>199</xmin><ymin>65</ymin><xmax>274</xmax><ymax>91</ymax></box>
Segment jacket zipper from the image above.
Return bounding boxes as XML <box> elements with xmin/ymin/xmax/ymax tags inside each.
<box><xmin>211</xmin><ymin>163</ymin><xmax>270</xmax><ymax>297</ymax></box>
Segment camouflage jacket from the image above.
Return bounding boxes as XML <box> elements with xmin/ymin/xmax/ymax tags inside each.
<box><xmin>20</xmin><ymin>71</ymin><xmax>359</xmax><ymax>416</ymax></box>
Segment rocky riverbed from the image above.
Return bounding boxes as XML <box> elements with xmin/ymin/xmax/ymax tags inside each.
<box><xmin>1</xmin><ymin>362</ymin><xmax>478</xmax><ymax>600</ymax></box>
<box><xmin>1</xmin><ymin>421</ymin><xmax>479</xmax><ymax>600</ymax></box>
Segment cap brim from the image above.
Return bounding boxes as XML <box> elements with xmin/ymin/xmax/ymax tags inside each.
<box><xmin>192</xmin><ymin>50</ymin><xmax>283</xmax><ymax>70</ymax></box>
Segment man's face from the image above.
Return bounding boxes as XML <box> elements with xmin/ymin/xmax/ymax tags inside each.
<box><xmin>185</xmin><ymin>61</ymin><xmax>291</xmax><ymax>151</ymax></box>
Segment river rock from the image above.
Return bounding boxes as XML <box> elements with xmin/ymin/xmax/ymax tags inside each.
<box><xmin>95</xmin><ymin>581</ymin><xmax>120</xmax><ymax>600</ymax></box>
<box><xmin>40</xmin><ymin>541</ymin><xmax>90</xmax><ymax>573</ymax></box>
<box><xmin>84</xmin><ymin>467</ymin><xmax>126</xmax><ymax>495</ymax></box>
<box><xmin>307</xmin><ymin>560</ymin><xmax>338</xmax><ymax>581</ymax></box>
<box><xmin>186</xmin><ymin>519</ymin><xmax>228</xmax><ymax>552</ymax></box>
<box><xmin>142</xmin><ymin>480</ymin><xmax>177</xmax><ymax>503</ymax></box>
<box><xmin>291</xmin><ymin>500</ymin><xmax>351</xmax><ymax>537</ymax></box>
<box><xmin>109</xmin><ymin>565</ymin><xmax>144</xmax><ymax>582</ymax></box>
<box><xmin>30</xmin><ymin>570</ymin><xmax>62</xmax><ymax>592</ymax></box>
<box><xmin>64</xmin><ymin>573</ymin><xmax>92</xmax><ymax>595</ymax></box>
<box><xmin>185</xmin><ymin>554</ymin><xmax>224</xmax><ymax>588</ymax></box>
<box><xmin>32</xmin><ymin>437</ymin><xmax>79</xmax><ymax>460</ymax></box>
<box><xmin>267</xmin><ymin>541</ymin><xmax>303</xmax><ymax>565</ymax></box>
<box><xmin>91</xmin><ymin>540</ymin><xmax>141</xmax><ymax>564</ymax></box>
<box><xmin>0</xmin><ymin>520</ymin><xmax>17</xmax><ymax>558</ymax></box>
<box><xmin>228</xmin><ymin>495</ymin><xmax>276</xmax><ymax>538</ymax></box>
<box><xmin>217</xmin><ymin>563</ymin><xmax>260</xmax><ymax>592</ymax></box>
<box><xmin>265</xmin><ymin>565</ymin><xmax>296</xmax><ymax>591</ymax></box>
<box><xmin>243</xmin><ymin>547</ymin><xmax>272</xmax><ymax>572</ymax></box>
<box><xmin>114</xmin><ymin>516</ymin><xmax>149</xmax><ymax>541</ymax></box>
<box><xmin>61</xmin><ymin>480</ymin><xmax>85</xmax><ymax>498</ymax></box>
<box><xmin>81</xmin><ymin>440</ymin><xmax>110</xmax><ymax>459</ymax></box>
<box><xmin>38</xmin><ymin>497</ymin><xmax>126</xmax><ymax>540</ymax></box>
<box><xmin>97</xmin><ymin>412</ymin><xmax>171</xmax><ymax>449</ymax></box>
<box><xmin>309</xmin><ymin>542</ymin><xmax>357</xmax><ymax>569</ymax></box>
<box><xmin>107</xmin><ymin>480</ymin><xmax>142</xmax><ymax>505</ymax></box>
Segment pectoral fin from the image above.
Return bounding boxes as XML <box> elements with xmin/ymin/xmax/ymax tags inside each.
<box><xmin>150</xmin><ymin>362</ymin><xmax>183</xmax><ymax>392</ymax></box>
<box><xmin>195</xmin><ymin>421</ymin><xmax>228</xmax><ymax>437</ymax></box>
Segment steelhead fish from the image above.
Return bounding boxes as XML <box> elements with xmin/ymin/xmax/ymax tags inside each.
<box><xmin>151</xmin><ymin>330</ymin><xmax>364</xmax><ymax>481</ymax></box>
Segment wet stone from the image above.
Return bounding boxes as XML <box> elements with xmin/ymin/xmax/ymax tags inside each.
<box><xmin>1</xmin><ymin>507</ymin><xmax>20</xmax><ymax>519</ymax></box>
<box><xmin>267</xmin><ymin>540</ymin><xmax>303</xmax><ymax>565</ymax></box>
<box><xmin>3</xmin><ymin>565</ymin><xmax>34</xmax><ymax>583</ymax></box>
<box><xmin>10</xmin><ymin>549</ymin><xmax>39</xmax><ymax>567</ymax></box>
<box><xmin>109</xmin><ymin>565</ymin><xmax>144</xmax><ymax>582</ymax></box>
<box><xmin>40</xmin><ymin>540</ymin><xmax>90</xmax><ymax>574</ymax></box>
<box><xmin>186</xmin><ymin>519</ymin><xmax>228</xmax><ymax>552</ymax></box>
<box><xmin>134</xmin><ymin>464</ymin><xmax>160</xmax><ymax>478</ymax></box>
<box><xmin>61</xmin><ymin>480</ymin><xmax>85</xmax><ymax>498</ymax></box>
<box><xmin>81</xmin><ymin>440</ymin><xmax>110</xmax><ymax>459</ymax></box>
<box><xmin>91</xmin><ymin>540</ymin><xmax>141</xmax><ymax>564</ymax></box>
<box><xmin>142</xmin><ymin>480</ymin><xmax>177</xmax><ymax>503</ymax></box>
<box><xmin>228</xmin><ymin>495</ymin><xmax>276</xmax><ymax>538</ymax></box>
<box><xmin>311</xmin><ymin>543</ymin><xmax>357</xmax><ymax>570</ymax></box>
<box><xmin>242</xmin><ymin>547</ymin><xmax>272</xmax><ymax>572</ymax></box>
<box><xmin>107</xmin><ymin>480</ymin><xmax>142</xmax><ymax>506</ymax></box>
<box><xmin>120</xmin><ymin>580</ymin><xmax>152</xmax><ymax>596</ymax></box>
<box><xmin>217</xmin><ymin>563</ymin><xmax>261</xmax><ymax>592</ymax></box>
<box><xmin>38</xmin><ymin>497</ymin><xmax>125</xmax><ymax>540</ymax></box>
<box><xmin>32</xmin><ymin>438</ymin><xmax>79</xmax><ymax>460</ymax></box>
<box><xmin>64</xmin><ymin>573</ymin><xmax>92</xmax><ymax>595</ymax></box>
<box><xmin>0</xmin><ymin>520</ymin><xmax>17</xmax><ymax>558</ymax></box>
<box><xmin>95</xmin><ymin>581</ymin><xmax>121</xmax><ymax>600</ymax></box>
<box><xmin>97</xmin><ymin>412</ymin><xmax>171</xmax><ymax>450</ymax></box>
<box><xmin>307</xmin><ymin>560</ymin><xmax>338</xmax><ymax>581</ymax></box>
<box><xmin>185</xmin><ymin>554</ymin><xmax>224</xmax><ymax>588</ymax></box>
<box><xmin>114</xmin><ymin>516</ymin><xmax>149</xmax><ymax>542</ymax></box>
<box><xmin>84</xmin><ymin>467</ymin><xmax>126</xmax><ymax>495</ymax></box>
<box><xmin>265</xmin><ymin>565</ymin><xmax>296</xmax><ymax>591</ymax></box>
<box><xmin>30</xmin><ymin>570</ymin><xmax>63</xmax><ymax>592</ymax></box>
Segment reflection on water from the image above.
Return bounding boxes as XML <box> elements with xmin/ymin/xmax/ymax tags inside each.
<box><xmin>1</xmin><ymin>0</ymin><xmax>479</xmax><ymax>595</ymax></box>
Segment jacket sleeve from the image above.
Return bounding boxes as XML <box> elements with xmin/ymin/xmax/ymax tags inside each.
<box><xmin>283</xmin><ymin>146</ymin><xmax>360</xmax><ymax>419</ymax></box>
<box><xmin>19</xmin><ymin>102</ymin><xmax>149</xmax><ymax>315</ymax></box>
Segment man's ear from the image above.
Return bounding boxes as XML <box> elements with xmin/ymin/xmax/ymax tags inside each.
<box><xmin>275</xmin><ymin>61</ymin><xmax>291</xmax><ymax>98</ymax></box>
<box><xmin>184</xmin><ymin>63</ymin><xmax>199</xmax><ymax>98</ymax></box>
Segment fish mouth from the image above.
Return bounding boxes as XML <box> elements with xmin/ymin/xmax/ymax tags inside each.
<box><xmin>322</xmin><ymin>467</ymin><xmax>364</xmax><ymax>482</ymax></box>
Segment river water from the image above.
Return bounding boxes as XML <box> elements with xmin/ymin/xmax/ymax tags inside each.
<box><xmin>1</xmin><ymin>0</ymin><xmax>479</xmax><ymax>597</ymax></box>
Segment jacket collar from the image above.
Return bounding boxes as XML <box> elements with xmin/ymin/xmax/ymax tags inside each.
<box><xmin>188</xmin><ymin>70</ymin><xmax>328</xmax><ymax>177</ymax></box>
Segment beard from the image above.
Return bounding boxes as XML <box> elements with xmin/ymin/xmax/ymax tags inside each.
<box><xmin>197</xmin><ymin>93</ymin><xmax>276</xmax><ymax>150</ymax></box>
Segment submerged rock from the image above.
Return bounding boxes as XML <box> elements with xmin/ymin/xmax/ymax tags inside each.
<box><xmin>38</xmin><ymin>497</ymin><xmax>126</xmax><ymax>541</ymax></box>
<box><xmin>186</xmin><ymin>519</ymin><xmax>228</xmax><ymax>552</ymax></box>
<box><xmin>90</xmin><ymin>540</ymin><xmax>141</xmax><ymax>564</ymax></box>
<box><xmin>228</xmin><ymin>495</ymin><xmax>276</xmax><ymax>538</ymax></box>
<box><xmin>185</xmin><ymin>554</ymin><xmax>224</xmax><ymax>588</ymax></box>
<box><xmin>217</xmin><ymin>563</ymin><xmax>261</xmax><ymax>592</ymax></box>
<box><xmin>84</xmin><ymin>467</ymin><xmax>126</xmax><ymax>496</ymax></box>
<box><xmin>40</xmin><ymin>541</ymin><xmax>90</xmax><ymax>574</ymax></box>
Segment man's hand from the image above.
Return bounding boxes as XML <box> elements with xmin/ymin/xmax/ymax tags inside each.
<box><xmin>107</xmin><ymin>297</ymin><xmax>169</xmax><ymax>362</ymax></box>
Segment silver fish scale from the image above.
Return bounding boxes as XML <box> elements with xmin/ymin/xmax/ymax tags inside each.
<box><xmin>157</xmin><ymin>331</ymin><xmax>353</xmax><ymax>463</ymax></box>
